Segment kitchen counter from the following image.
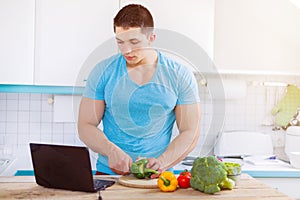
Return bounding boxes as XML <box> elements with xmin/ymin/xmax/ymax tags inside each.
<box><xmin>173</xmin><ymin>159</ymin><xmax>300</xmax><ymax>199</ymax></box>
<box><xmin>174</xmin><ymin>157</ymin><xmax>300</xmax><ymax>178</ymax></box>
<box><xmin>0</xmin><ymin>174</ymin><xmax>294</xmax><ymax>200</ymax></box>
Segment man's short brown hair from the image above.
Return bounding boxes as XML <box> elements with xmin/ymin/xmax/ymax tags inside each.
<box><xmin>113</xmin><ymin>4</ymin><xmax>154</xmax><ymax>34</ymax></box>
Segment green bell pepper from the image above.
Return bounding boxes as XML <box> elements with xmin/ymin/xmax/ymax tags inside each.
<box><xmin>130</xmin><ymin>159</ymin><xmax>158</xmax><ymax>179</ymax></box>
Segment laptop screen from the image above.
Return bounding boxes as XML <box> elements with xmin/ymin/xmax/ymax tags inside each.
<box><xmin>29</xmin><ymin>143</ymin><xmax>96</xmax><ymax>192</ymax></box>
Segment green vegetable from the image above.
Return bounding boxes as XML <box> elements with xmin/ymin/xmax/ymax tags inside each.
<box><xmin>224</xmin><ymin>162</ymin><xmax>241</xmax><ymax>175</ymax></box>
<box><xmin>130</xmin><ymin>159</ymin><xmax>158</xmax><ymax>179</ymax></box>
<box><xmin>219</xmin><ymin>177</ymin><xmax>235</xmax><ymax>190</ymax></box>
<box><xmin>190</xmin><ymin>156</ymin><xmax>230</xmax><ymax>194</ymax></box>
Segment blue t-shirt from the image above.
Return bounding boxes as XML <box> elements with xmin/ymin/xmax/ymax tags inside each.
<box><xmin>84</xmin><ymin>51</ymin><xmax>200</xmax><ymax>174</ymax></box>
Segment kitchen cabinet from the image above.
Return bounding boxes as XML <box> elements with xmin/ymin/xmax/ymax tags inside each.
<box><xmin>120</xmin><ymin>0</ymin><xmax>215</xmax><ymax>59</ymax></box>
<box><xmin>2</xmin><ymin>0</ymin><xmax>214</xmax><ymax>86</ymax></box>
<box><xmin>0</xmin><ymin>0</ymin><xmax>35</xmax><ymax>84</ymax></box>
<box><xmin>214</xmin><ymin>0</ymin><xmax>300</xmax><ymax>75</ymax></box>
<box><xmin>34</xmin><ymin>0</ymin><xmax>119</xmax><ymax>86</ymax></box>
<box><xmin>35</xmin><ymin>0</ymin><xmax>215</xmax><ymax>86</ymax></box>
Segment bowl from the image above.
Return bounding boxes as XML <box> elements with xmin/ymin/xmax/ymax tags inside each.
<box><xmin>224</xmin><ymin>162</ymin><xmax>242</xmax><ymax>185</ymax></box>
<box><xmin>227</xmin><ymin>174</ymin><xmax>241</xmax><ymax>185</ymax></box>
<box><xmin>224</xmin><ymin>162</ymin><xmax>242</xmax><ymax>175</ymax></box>
<box><xmin>289</xmin><ymin>152</ymin><xmax>300</xmax><ymax>169</ymax></box>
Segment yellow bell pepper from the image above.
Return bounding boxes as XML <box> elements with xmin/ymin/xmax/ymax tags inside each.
<box><xmin>157</xmin><ymin>171</ymin><xmax>178</xmax><ymax>192</ymax></box>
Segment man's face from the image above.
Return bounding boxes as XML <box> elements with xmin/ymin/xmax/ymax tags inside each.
<box><xmin>115</xmin><ymin>27</ymin><xmax>154</xmax><ymax>66</ymax></box>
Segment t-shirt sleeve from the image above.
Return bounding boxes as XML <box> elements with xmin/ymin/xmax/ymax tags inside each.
<box><xmin>83</xmin><ymin>63</ymin><xmax>106</xmax><ymax>100</ymax></box>
<box><xmin>176</xmin><ymin>68</ymin><xmax>200</xmax><ymax>105</ymax></box>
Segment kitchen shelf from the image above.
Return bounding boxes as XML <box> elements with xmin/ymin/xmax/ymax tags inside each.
<box><xmin>217</xmin><ymin>69</ymin><xmax>300</xmax><ymax>76</ymax></box>
<box><xmin>0</xmin><ymin>84</ymin><xmax>84</xmax><ymax>95</ymax></box>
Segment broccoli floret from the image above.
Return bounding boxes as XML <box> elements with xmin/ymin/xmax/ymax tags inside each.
<box><xmin>190</xmin><ymin>156</ymin><xmax>229</xmax><ymax>194</ymax></box>
<box><xmin>220</xmin><ymin>177</ymin><xmax>235</xmax><ymax>190</ymax></box>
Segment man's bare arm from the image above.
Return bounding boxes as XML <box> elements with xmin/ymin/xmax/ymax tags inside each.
<box><xmin>77</xmin><ymin>97</ymin><xmax>132</xmax><ymax>174</ymax></box>
<box><xmin>157</xmin><ymin>103</ymin><xmax>202</xmax><ymax>171</ymax></box>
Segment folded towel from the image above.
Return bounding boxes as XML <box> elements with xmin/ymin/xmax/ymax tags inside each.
<box><xmin>271</xmin><ymin>85</ymin><xmax>300</xmax><ymax>128</ymax></box>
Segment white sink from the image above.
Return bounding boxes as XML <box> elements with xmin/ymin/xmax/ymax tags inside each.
<box><xmin>214</xmin><ymin>131</ymin><xmax>274</xmax><ymax>157</ymax></box>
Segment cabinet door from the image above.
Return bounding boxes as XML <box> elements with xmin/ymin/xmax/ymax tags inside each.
<box><xmin>120</xmin><ymin>0</ymin><xmax>214</xmax><ymax>58</ymax></box>
<box><xmin>34</xmin><ymin>0</ymin><xmax>119</xmax><ymax>86</ymax></box>
<box><xmin>214</xmin><ymin>0</ymin><xmax>300</xmax><ymax>75</ymax></box>
<box><xmin>0</xmin><ymin>0</ymin><xmax>35</xmax><ymax>84</ymax></box>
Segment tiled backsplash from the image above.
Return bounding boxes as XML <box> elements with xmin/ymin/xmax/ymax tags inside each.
<box><xmin>194</xmin><ymin>74</ymin><xmax>300</xmax><ymax>156</ymax></box>
<box><xmin>0</xmin><ymin>74</ymin><xmax>300</xmax><ymax>159</ymax></box>
<box><xmin>0</xmin><ymin>93</ymin><xmax>82</xmax><ymax>149</ymax></box>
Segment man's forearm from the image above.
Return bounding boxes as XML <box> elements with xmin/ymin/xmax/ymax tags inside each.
<box><xmin>78</xmin><ymin>123</ymin><xmax>117</xmax><ymax>157</ymax></box>
<box><xmin>158</xmin><ymin>128</ymin><xmax>200</xmax><ymax>171</ymax></box>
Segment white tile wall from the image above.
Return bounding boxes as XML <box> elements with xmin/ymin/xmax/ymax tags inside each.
<box><xmin>194</xmin><ymin>74</ymin><xmax>300</xmax><ymax>156</ymax></box>
<box><xmin>0</xmin><ymin>93</ymin><xmax>83</xmax><ymax>149</ymax></box>
<box><xmin>0</xmin><ymin>74</ymin><xmax>300</xmax><ymax>168</ymax></box>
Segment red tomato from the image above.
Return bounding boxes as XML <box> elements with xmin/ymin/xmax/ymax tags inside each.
<box><xmin>177</xmin><ymin>170</ymin><xmax>191</xmax><ymax>188</ymax></box>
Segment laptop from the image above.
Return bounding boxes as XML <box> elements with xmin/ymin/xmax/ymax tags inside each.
<box><xmin>29</xmin><ymin>143</ymin><xmax>115</xmax><ymax>192</ymax></box>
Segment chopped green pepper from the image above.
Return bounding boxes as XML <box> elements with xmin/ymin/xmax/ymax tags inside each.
<box><xmin>224</xmin><ymin>162</ymin><xmax>241</xmax><ymax>175</ymax></box>
<box><xmin>130</xmin><ymin>159</ymin><xmax>158</xmax><ymax>179</ymax></box>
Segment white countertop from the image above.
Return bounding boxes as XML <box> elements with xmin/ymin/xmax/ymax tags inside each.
<box><xmin>174</xmin><ymin>157</ymin><xmax>300</xmax><ymax>178</ymax></box>
<box><xmin>2</xmin><ymin>145</ymin><xmax>300</xmax><ymax>178</ymax></box>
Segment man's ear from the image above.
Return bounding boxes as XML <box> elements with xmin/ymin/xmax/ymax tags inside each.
<box><xmin>148</xmin><ymin>32</ymin><xmax>156</xmax><ymax>42</ymax></box>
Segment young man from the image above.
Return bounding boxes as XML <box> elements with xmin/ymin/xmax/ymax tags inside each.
<box><xmin>78</xmin><ymin>4</ymin><xmax>201</xmax><ymax>176</ymax></box>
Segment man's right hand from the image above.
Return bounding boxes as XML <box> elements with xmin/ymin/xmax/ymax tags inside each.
<box><xmin>108</xmin><ymin>147</ymin><xmax>132</xmax><ymax>175</ymax></box>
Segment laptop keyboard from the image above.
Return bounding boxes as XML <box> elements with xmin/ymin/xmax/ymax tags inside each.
<box><xmin>94</xmin><ymin>179</ymin><xmax>115</xmax><ymax>191</ymax></box>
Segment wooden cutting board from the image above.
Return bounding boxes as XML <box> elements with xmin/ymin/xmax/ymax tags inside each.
<box><xmin>118</xmin><ymin>175</ymin><xmax>158</xmax><ymax>189</ymax></box>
